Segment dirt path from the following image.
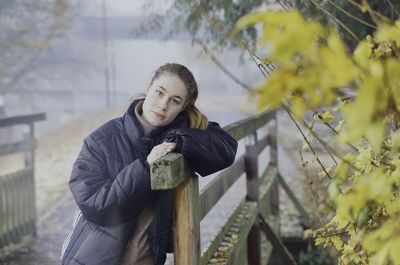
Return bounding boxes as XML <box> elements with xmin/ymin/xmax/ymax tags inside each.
<box><xmin>34</xmin><ymin>106</ymin><xmax>127</xmax><ymax>219</ymax></box>
<box><xmin>0</xmin><ymin>194</ymin><xmax>76</xmax><ymax>265</ymax></box>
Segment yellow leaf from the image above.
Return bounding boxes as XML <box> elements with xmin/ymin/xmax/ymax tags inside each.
<box><xmin>328</xmin><ymin>179</ymin><xmax>340</xmax><ymax>199</ymax></box>
<box><xmin>234</xmin><ymin>12</ymin><xmax>269</xmax><ymax>32</ymax></box>
<box><xmin>389</xmin><ymin>236</ymin><xmax>400</xmax><ymax>264</ymax></box>
<box><xmin>315</xmin><ymin>237</ymin><xmax>326</xmax><ymax>246</ymax></box>
<box><xmin>386</xmin><ymin>59</ymin><xmax>400</xmax><ymax>113</ymax></box>
<box><xmin>353</xmin><ymin>41</ymin><xmax>372</xmax><ymax>67</ymax></box>
<box><xmin>365</xmin><ymin>121</ymin><xmax>385</xmax><ymax>152</ymax></box>
<box><xmin>319</xmin><ymin>32</ymin><xmax>358</xmax><ymax>89</ymax></box>
<box><xmin>330</xmin><ymin>235</ymin><xmax>344</xmax><ymax>250</ymax></box>
<box><xmin>291</xmin><ymin>96</ymin><xmax>307</xmax><ymax>119</ymax></box>
<box><xmin>356</xmin><ymin>206</ymin><xmax>369</xmax><ymax>228</ymax></box>
<box><xmin>385</xmin><ymin>199</ymin><xmax>400</xmax><ymax>215</ymax></box>
<box><xmin>303</xmin><ymin>229</ymin><xmax>314</xmax><ymax>239</ymax></box>
<box><xmin>319</xmin><ymin>111</ymin><xmax>335</xmax><ymax>124</ymax></box>
<box><xmin>375</xmin><ymin>20</ymin><xmax>400</xmax><ymax>45</ymax></box>
<box><xmin>333</xmin><ymin>160</ymin><xmax>350</xmax><ymax>180</ymax></box>
<box><xmin>335</xmin><ymin>119</ymin><xmax>345</xmax><ymax>132</ymax></box>
<box><xmin>370</xmin><ymin>245</ymin><xmax>389</xmax><ymax>265</ymax></box>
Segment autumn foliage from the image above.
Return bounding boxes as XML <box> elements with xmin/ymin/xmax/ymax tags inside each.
<box><xmin>236</xmin><ymin>10</ymin><xmax>400</xmax><ymax>265</ymax></box>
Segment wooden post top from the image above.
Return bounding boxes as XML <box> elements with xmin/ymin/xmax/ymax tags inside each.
<box><xmin>150</xmin><ymin>153</ymin><xmax>193</xmax><ymax>190</ymax></box>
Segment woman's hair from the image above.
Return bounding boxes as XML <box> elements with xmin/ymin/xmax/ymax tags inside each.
<box><xmin>150</xmin><ymin>63</ymin><xmax>208</xmax><ymax>130</ymax></box>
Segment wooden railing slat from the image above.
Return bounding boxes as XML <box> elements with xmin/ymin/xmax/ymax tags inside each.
<box><xmin>0</xmin><ymin>176</ymin><xmax>6</xmax><ymax>248</ymax></box>
<box><xmin>17</xmin><ymin>170</ymin><xmax>26</xmax><ymax>241</ymax></box>
<box><xmin>3</xmin><ymin>174</ymin><xmax>12</xmax><ymax>246</ymax></box>
<box><xmin>203</xmin><ymin>201</ymin><xmax>258</xmax><ymax>265</ymax></box>
<box><xmin>255</xmin><ymin>111</ymin><xmax>276</xmax><ymax>131</ymax></box>
<box><xmin>224</xmin><ymin>120</ymin><xmax>256</xmax><ymax>142</ymax></box>
<box><xmin>259</xmin><ymin>165</ymin><xmax>279</xmax><ymax>219</ymax></box>
<box><xmin>0</xmin><ymin>167</ymin><xmax>35</xmax><ymax>248</ymax></box>
<box><xmin>27</xmin><ymin>168</ymin><xmax>36</xmax><ymax>235</ymax></box>
<box><xmin>23</xmin><ymin>168</ymin><xmax>32</xmax><ymax>235</ymax></box>
<box><xmin>278</xmin><ymin>173</ymin><xmax>311</xmax><ymax>227</ymax></box>
<box><xmin>0</xmin><ymin>139</ymin><xmax>37</xmax><ymax>157</ymax></box>
<box><xmin>201</xmin><ymin>198</ymin><xmax>245</xmax><ymax>265</ymax></box>
<box><xmin>268</xmin><ymin>124</ymin><xmax>280</xmax><ymax>217</ymax></box>
<box><xmin>259</xmin><ymin>165</ymin><xmax>278</xmax><ymax>200</ymax></box>
<box><xmin>13</xmin><ymin>172</ymin><xmax>21</xmax><ymax>243</ymax></box>
<box><xmin>256</xmin><ymin>134</ymin><xmax>269</xmax><ymax>155</ymax></box>
<box><xmin>224</xmin><ymin>110</ymin><xmax>276</xmax><ymax>141</ymax></box>
<box><xmin>259</xmin><ymin>214</ymin><xmax>298</xmax><ymax>265</ymax></box>
<box><xmin>245</xmin><ymin>143</ymin><xmax>261</xmax><ymax>265</ymax></box>
<box><xmin>0</xmin><ymin>113</ymin><xmax>45</xmax><ymax>128</ymax></box>
<box><xmin>0</xmin><ymin>168</ymin><xmax>33</xmax><ymax>184</ymax></box>
<box><xmin>199</xmin><ymin>155</ymin><xmax>245</xmax><ymax>220</ymax></box>
<box><xmin>19</xmin><ymin>169</ymin><xmax>27</xmax><ymax>236</ymax></box>
<box><xmin>5</xmin><ymin>173</ymin><xmax>17</xmax><ymax>243</ymax></box>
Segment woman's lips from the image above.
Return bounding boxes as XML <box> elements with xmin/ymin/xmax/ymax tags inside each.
<box><xmin>153</xmin><ymin>111</ymin><xmax>166</xmax><ymax>120</ymax></box>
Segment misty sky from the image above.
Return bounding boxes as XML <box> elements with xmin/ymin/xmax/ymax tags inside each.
<box><xmin>83</xmin><ymin>0</ymin><xmax>172</xmax><ymax>17</ymax></box>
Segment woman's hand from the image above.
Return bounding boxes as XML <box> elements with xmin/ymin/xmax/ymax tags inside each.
<box><xmin>147</xmin><ymin>142</ymin><xmax>176</xmax><ymax>164</ymax></box>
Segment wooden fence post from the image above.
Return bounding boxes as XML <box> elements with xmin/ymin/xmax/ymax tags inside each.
<box><xmin>23</xmin><ymin>124</ymin><xmax>36</xmax><ymax>236</ymax></box>
<box><xmin>23</xmin><ymin>124</ymin><xmax>34</xmax><ymax>169</ymax></box>
<box><xmin>173</xmin><ymin>173</ymin><xmax>200</xmax><ymax>265</ymax></box>
<box><xmin>0</xmin><ymin>114</ymin><xmax>45</xmax><ymax>251</ymax></box>
<box><xmin>245</xmin><ymin>132</ymin><xmax>261</xmax><ymax>265</ymax></box>
<box><xmin>269</xmin><ymin>122</ymin><xmax>280</xmax><ymax>218</ymax></box>
<box><xmin>150</xmin><ymin>153</ymin><xmax>200</xmax><ymax>265</ymax></box>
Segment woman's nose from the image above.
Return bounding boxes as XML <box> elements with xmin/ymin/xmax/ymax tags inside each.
<box><xmin>158</xmin><ymin>97</ymin><xmax>168</xmax><ymax>110</ymax></box>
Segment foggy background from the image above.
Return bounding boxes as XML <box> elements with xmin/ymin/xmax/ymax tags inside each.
<box><xmin>1</xmin><ymin>0</ymin><xmax>262</xmax><ymax>139</ymax></box>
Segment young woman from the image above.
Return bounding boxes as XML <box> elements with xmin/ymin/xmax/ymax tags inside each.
<box><xmin>61</xmin><ymin>63</ymin><xmax>238</xmax><ymax>265</ymax></box>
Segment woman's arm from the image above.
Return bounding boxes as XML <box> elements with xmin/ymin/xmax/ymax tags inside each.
<box><xmin>164</xmin><ymin>121</ymin><xmax>238</xmax><ymax>176</ymax></box>
<box><xmin>69</xmin><ymin>135</ymin><xmax>153</xmax><ymax>226</ymax></box>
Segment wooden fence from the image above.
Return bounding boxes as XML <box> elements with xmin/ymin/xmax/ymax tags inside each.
<box><xmin>150</xmin><ymin>110</ymin><xmax>311</xmax><ymax>265</ymax></box>
<box><xmin>0</xmin><ymin>113</ymin><xmax>45</xmax><ymax>251</ymax></box>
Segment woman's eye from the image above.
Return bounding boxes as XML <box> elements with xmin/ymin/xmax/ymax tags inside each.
<box><xmin>173</xmin><ymin>99</ymin><xmax>181</xmax><ymax>105</ymax></box>
<box><xmin>156</xmin><ymin>90</ymin><xmax>163</xmax><ymax>95</ymax></box>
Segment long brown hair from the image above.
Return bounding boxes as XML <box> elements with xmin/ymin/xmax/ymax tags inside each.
<box><xmin>150</xmin><ymin>63</ymin><xmax>208</xmax><ymax>129</ymax></box>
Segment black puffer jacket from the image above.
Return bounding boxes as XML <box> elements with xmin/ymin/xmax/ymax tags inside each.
<box><xmin>61</xmin><ymin>100</ymin><xmax>238</xmax><ymax>265</ymax></box>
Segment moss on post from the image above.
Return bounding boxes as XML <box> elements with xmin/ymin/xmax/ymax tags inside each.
<box><xmin>150</xmin><ymin>153</ymin><xmax>192</xmax><ymax>190</ymax></box>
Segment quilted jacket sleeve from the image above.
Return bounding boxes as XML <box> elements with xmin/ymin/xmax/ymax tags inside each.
<box><xmin>69</xmin><ymin>135</ymin><xmax>152</xmax><ymax>226</ymax></box>
<box><xmin>164</xmin><ymin>121</ymin><xmax>238</xmax><ymax>176</ymax></box>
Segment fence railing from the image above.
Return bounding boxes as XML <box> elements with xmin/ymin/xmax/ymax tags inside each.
<box><xmin>0</xmin><ymin>113</ymin><xmax>45</xmax><ymax>251</ymax></box>
<box><xmin>150</xmin><ymin>110</ymin><xmax>310</xmax><ymax>265</ymax></box>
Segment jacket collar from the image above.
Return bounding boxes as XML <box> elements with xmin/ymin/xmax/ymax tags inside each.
<box><xmin>123</xmin><ymin>98</ymin><xmax>189</xmax><ymax>155</ymax></box>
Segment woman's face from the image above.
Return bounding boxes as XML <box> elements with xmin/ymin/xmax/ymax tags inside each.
<box><xmin>142</xmin><ymin>73</ymin><xmax>188</xmax><ymax>127</ymax></box>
